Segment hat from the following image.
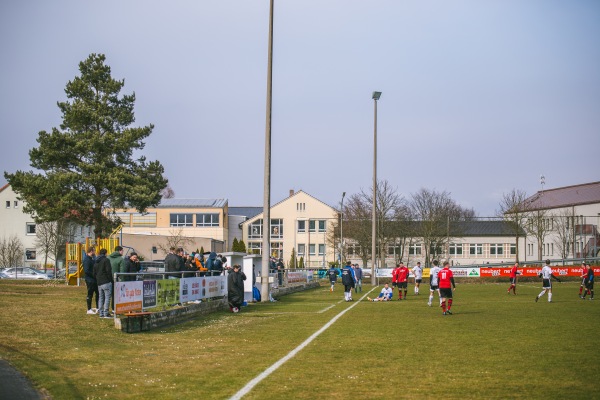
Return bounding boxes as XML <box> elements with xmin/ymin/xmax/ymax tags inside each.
<box><xmin>233</xmin><ymin>264</ymin><xmax>241</xmax><ymax>269</ymax></box>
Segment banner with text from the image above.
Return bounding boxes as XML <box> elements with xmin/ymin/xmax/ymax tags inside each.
<box><xmin>115</xmin><ymin>281</ymin><xmax>143</xmax><ymax>314</ymax></box>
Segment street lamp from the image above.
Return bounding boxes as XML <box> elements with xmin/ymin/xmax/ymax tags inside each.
<box><xmin>261</xmin><ymin>0</ymin><xmax>275</xmax><ymax>302</ymax></box>
<box><xmin>371</xmin><ymin>91</ymin><xmax>381</xmax><ymax>285</ymax></box>
<box><xmin>340</xmin><ymin>192</ymin><xmax>346</xmax><ymax>265</ymax></box>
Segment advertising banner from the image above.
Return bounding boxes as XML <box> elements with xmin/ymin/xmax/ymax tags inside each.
<box><xmin>180</xmin><ymin>277</ymin><xmax>202</xmax><ymax>303</ymax></box>
<box><xmin>287</xmin><ymin>271</ymin><xmax>305</xmax><ymax>283</ymax></box>
<box><xmin>114</xmin><ymin>281</ymin><xmax>143</xmax><ymax>314</ymax></box>
<box><xmin>204</xmin><ymin>276</ymin><xmax>226</xmax><ymax>298</ymax></box>
<box><xmin>143</xmin><ymin>280</ymin><xmax>157</xmax><ymax>308</ymax></box>
<box><xmin>479</xmin><ymin>266</ymin><xmax>600</xmax><ymax>278</ymax></box>
<box><xmin>156</xmin><ymin>279</ymin><xmax>180</xmax><ymax>308</ymax></box>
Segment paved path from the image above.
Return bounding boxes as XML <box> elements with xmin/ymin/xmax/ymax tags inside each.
<box><xmin>0</xmin><ymin>359</ymin><xmax>43</xmax><ymax>400</ymax></box>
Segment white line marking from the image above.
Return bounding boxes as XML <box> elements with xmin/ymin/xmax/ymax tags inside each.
<box><xmin>230</xmin><ymin>286</ymin><xmax>378</xmax><ymax>400</ymax></box>
<box><xmin>317</xmin><ymin>299</ymin><xmax>344</xmax><ymax>313</ymax></box>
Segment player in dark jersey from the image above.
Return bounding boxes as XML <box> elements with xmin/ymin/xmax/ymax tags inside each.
<box><xmin>581</xmin><ymin>263</ymin><xmax>594</xmax><ymax>300</ymax></box>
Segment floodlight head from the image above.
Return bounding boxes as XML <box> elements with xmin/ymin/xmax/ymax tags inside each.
<box><xmin>372</xmin><ymin>91</ymin><xmax>382</xmax><ymax>100</ymax></box>
<box><xmin>342</xmin><ymin>192</ymin><xmax>346</xmax><ymax>198</ymax></box>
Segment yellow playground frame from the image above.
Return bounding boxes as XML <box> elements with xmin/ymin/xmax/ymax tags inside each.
<box><xmin>65</xmin><ymin>225</ymin><xmax>122</xmax><ymax>285</ymax></box>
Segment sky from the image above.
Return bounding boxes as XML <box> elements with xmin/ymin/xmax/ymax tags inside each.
<box><xmin>1</xmin><ymin>1</ymin><xmax>599</xmax><ymax>218</ymax></box>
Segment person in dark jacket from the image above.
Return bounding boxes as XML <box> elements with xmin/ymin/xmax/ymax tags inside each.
<box><xmin>93</xmin><ymin>248</ymin><xmax>114</xmax><ymax>318</ymax></box>
<box><xmin>123</xmin><ymin>252</ymin><xmax>140</xmax><ymax>282</ymax></box>
<box><xmin>164</xmin><ymin>247</ymin><xmax>179</xmax><ymax>276</ymax></box>
<box><xmin>83</xmin><ymin>247</ymin><xmax>98</xmax><ymax>315</ymax></box>
<box><xmin>341</xmin><ymin>261</ymin><xmax>356</xmax><ymax>302</ymax></box>
<box><xmin>227</xmin><ymin>264</ymin><xmax>246</xmax><ymax>312</ymax></box>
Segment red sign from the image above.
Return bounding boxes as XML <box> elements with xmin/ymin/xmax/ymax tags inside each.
<box><xmin>479</xmin><ymin>266</ymin><xmax>598</xmax><ymax>278</ymax></box>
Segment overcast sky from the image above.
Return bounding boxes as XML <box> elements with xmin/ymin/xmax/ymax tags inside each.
<box><xmin>1</xmin><ymin>1</ymin><xmax>599</xmax><ymax>217</ymax></box>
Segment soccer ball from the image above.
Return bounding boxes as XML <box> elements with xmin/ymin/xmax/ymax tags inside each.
<box><xmin>233</xmin><ymin>307</ymin><xmax>239</xmax><ymax>313</ymax></box>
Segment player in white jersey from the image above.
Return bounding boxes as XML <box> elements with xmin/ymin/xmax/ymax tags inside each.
<box><xmin>368</xmin><ymin>283</ymin><xmax>394</xmax><ymax>301</ymax></box>
<box><xmin>535</xmin><ymin>259</ymin><xmax>562</xmax><ymax>303</ymax></box>
<box><xmin>412</xmin><ymin>262</ymin><xmax>423</xmax><ymax>295</ymax></box>
<box><xmin>428</xmin><ymin>260</ymin><xmax>442</xmax><ymax>306</ymax></box>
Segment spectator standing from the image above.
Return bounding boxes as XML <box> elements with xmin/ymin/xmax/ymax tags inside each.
<box><xmin>412</xmin><ymin>262</ymin><xmax>423</xmax><ymax>295</ymax></box>
<box><xmin>123</xmin><ymin>252</ymin><xmax>140</xmax><ymax>282</ymax></box>
<box><xmin>327</xmin><ymin>265</ymin><xmax>339</xmax><ymax>292</ymax></box>
<box><xmin>93</xmin><ymin>248</ymin><xmax>114</xmax><ymax>318</ymax></box>
<box><xmin>164</xmin><ymin>247</ymin><xmax>179</xmax><ymax>276</ymax></box>
<box><xmin>276</xmin><ymin>258</ymin><xmax>284</xmax><ymax>287</ymax></box>
<box><xmin>581</xmin><ymin>263</ymin><xmax>594</xmax><ymax>300</ymax></box>
<box><xmin>354</xmin><ymin>264</ymin><xmax>363</xmax><ymax>293</ymax></box>
<box><xmin>176</xmin><ymin>248</ymin><xmax>186</xmax><ymax>272</ymax></box>
<box><xmin>438</xmin><ymin>261</ymin><xmax>456</xmax><ymax>315</ymax></box>
<box><xmin>341</xmin><ymin>261</ymin><xmax>356</xmax><ymax>301</ymax></box>
<box><xmin>212</xmin><ymin>254</ymin><xmax>224</xmax><ymax>276</ymax></box>
<box><xmin>428</xmin><ymin>260</ymin><xmax>442</xmax><ymax>307</ymax></box>
<box><xmin>83</xmin><ymin>247</ymin><xmax>98</xmax><ymax>315</ymax></box>
<box><xmin>227</xmin><ymin>264</ymin><xmax>246</xmax><ymax>312</ymax></box>
<box><xmin>108</xmin><ymin>246</ymin><xmax>124</xmax><ymax>311</ymax></box>
<box><xmin>507</xmin><ymin>262</ymin><xmax>521</xmax><ymax>295</ymax></box>
<box><xmin>535</xmin><ymin>260</ymin><xmax>561</xmax><ymax>303</ymax></box>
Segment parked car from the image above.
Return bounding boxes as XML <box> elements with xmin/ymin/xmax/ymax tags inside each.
<box><xmin>0</xmin><ymin>270</ymin><xmax>9</xmax><ymax>279</ymax></box>
<box><xmin>2</xmin><ymin>267</ymin><xmax>50</xmax><ymax>280</ymax></box>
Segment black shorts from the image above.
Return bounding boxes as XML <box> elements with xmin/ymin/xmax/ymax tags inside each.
<box><xmin>397</xmin><ymin>282</ymin><xmax>407</xmax><ymax>289</ymax></box>
<box><xmin>585</xmin><ymin>281</ymin><xmax>594</xmax><ymax>290</ymax></box>
<box><xmin>330</xmin><ymin>280</ymin><xmax>336</xmax><ymax>285</ymax></box>
<box><xmin>430</xmin><ymin>284</ymin><xmax>439</xmax><ymax>290</ymax></box>
<box><xmin>509</xmin><ymin>278</ymin><xmax>517</xmax><ymax>284</ymax></box>
<box><xmin>439</xmin><ymin>288</ymin><xmax>453</xmax><ymax>299</ymax></box>
<box><xmin>542</xmin><ymin>279</ymin><xmax>551</xmax><ymax>289</ymax></box>
<box><xmin>415</xmin><ymin>279</ymin><xmax>422</xmax><ymax>284</ymax></box>
<box><xmin>392</xmin><ymin>282</ymin><xmax>397</xmax><ymax>287</ymax></box>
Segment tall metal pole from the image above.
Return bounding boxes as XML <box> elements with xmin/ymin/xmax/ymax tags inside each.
<box><xmin>261</xmin><ymin>0</ymin><xmax>274</xmax><ymax>302</ymax></box>
<box><xmin>371</xmin><ymin>92</ymin><xmax>380</xmax><ymax>285</ymax></box>
<box><xmin>340</xmin><ymin>192</ymin><xmax>345</xmax><ymax>265</ymax></box>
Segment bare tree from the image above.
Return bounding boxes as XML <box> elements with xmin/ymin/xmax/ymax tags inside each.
<box><xmin>0</xmin><ymin>235</ymin><xmax>25</xmax><ymax>268</ymax></box>
<box><xmin>497</xmin><ymin>189</ymin><xmax>531</xmax><ymax>263</ymax></box>
<box><xmin>155</xmin><ymin>228</ymin><xmax>195</xmax><ymax>254</ymax></box>
<box><xmin>34</xmin><ymin>220</ymin><xmax>77</xmax><ymax>274</ymax></box>
<box><xmin>552</xmin><ymin>209</ymin><xmax>573</xmax><ymax>260</ymax></box>
<box><xmin>409</xmin><ymin>188</ymin><xmax>472</xmax><ymax>266</ymax></box>
<box><xmin>527</xmin><ymin>208</ymin><xmax>550</xmax><ymax>260</ymax></box>
<box><xmin>341</xmin><ymin>193</ymin><xmax>372</xmax><ymax>269</ymax></box>
<box><xmin>160</xmin><ymin>184</ymin><xmax>175</xmax><ymax>199</ymax></box>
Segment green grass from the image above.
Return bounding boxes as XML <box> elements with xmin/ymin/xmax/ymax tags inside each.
<box><xmin>0</xmin><ymin>280</ymin><xmax>599</xmax><ymax>399</ymax></box>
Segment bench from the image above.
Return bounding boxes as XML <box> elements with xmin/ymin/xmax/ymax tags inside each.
<box><xmin>122</xmin><ymin>312</ymin><xmax>152</xmax><ymax>333</ymax></box>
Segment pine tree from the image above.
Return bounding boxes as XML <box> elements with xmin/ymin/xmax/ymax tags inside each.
<box><xmin>232</xmin><ymin>237</ymin><xmax>239</xmax><ymax>252</ymax></box>
<box><xmin>298</xmin><ymin>256</ymin><xmax>305</xmax><ymax>268</ymax></box>
<box><xmin>238</xmin><ymin>240</ymin><xmax>247</xmax><ymax>253</ymax></box>
<box><xmin>4</xmin><ymin>54</ymin><xmax>167</xmax><ymax>237</ymax></box>
<box><xmin>200</xmin><ymin>246</ymin><xmax>205</xmax><ymax>255</ymax></box>
<box><xmin>288</xmin><ymin>248</ymin><xmax>297</xmax><ymax>269</ymax></box>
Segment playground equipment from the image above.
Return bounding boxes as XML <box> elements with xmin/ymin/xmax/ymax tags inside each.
<box><xmin>65</xmin><ymin>225</ymin><xmax>122</xmax><ymax>285</ymax></box>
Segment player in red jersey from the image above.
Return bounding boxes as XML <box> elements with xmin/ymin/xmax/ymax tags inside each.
<box><xmin>579</xmin><ymin>262</ymin><xmax>587</xmax><ymax>296</ymax></box>
<box><xmin>438</xmin><ymin>261</ymin><xmax>456</xmax><ymax>315</ymax></box>
<box><xmin>392</xmin><ymin>262</ymin><xmax>410</xmax><ymax>300</ymax></box>
<box><xmin>507</xmin><ymin>262</ymin><xmax>521</xmax><ymax>295</ymax></box>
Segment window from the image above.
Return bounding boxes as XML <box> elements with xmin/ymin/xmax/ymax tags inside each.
<box><xmin>248</xmin><ymin>242</ymin><xmax>262</xmax><ymax>254</ymax></box>
<box><xmin>296</xmin><ymin>202</ymin><xmax>305</xmax><ymax>211</ymax></box>
<box><xmin>510</xmin><ymin>244</ymin><xmax>516</xmax><ymax>255</ymax></box>
<box><xmin>309</xmin><ymin>244</ymin><xmax>316</xmax><ymax>256</ymax></box>
<box><xmin>26</xmin><ymin>223</ymin><xmax>36</xmax><ymax>235</ymax></box>
<box><xmin>469</xmin><ymin>244</ymin><xmax>483</xmax><ymax>255</ymax></box>
<box><xmin>271</xmin><ymin>219</ymin><xmax>283</xmax><ymax>238</ymax></box>
<box><xmin>318</xmin><ymin>244</ymin><xmax>325</xmax><ymax>256</ymax></box>
<box><xmin>388</xmin><ymin>245</ymin><xmax>402</xmax><ymax>257</ymax></box>
<box><xmin>408</xmin><ymin>244</ymin><xmax>421</xmax><ymax>255</ymax></box>
<box><xmin>25</xmin><ymin>249</ymin><xmax>37</xmax><ymax>261</ymax></box>
<box><xmin>297</xmin><ymin>220</ymin><xmax>306</xmax><ymax>233</ymax></box>
<box><xmin>132</xmin><ymin>213</ymin><xmax>157</xmax><ymax>227</ymax></box>
<box><xmin>270</xmin><ymin>242</ymin><xmax>283</xmax><ymax>259</ymax></box>
<box><xmin>13</xmin><ymin>201</ymin><xmax>18</xmax><ymax>208</ymax></box>
<box><xmin>297</xmin><ymin>244</ymin><xmax>305</xmax><ymax>256</ymax></box>
<box><xmin>490</xmin><ymin>244</ymin><xmax>504</xmax><ymax>256</ymax></box>
<box><xmin>309</xmin><ymin>220</ymin><xmax>316</xmax><ymax>233</ymax></box>
<box><xmin>196</xmin><ymin>213</ymin><xmax>220</xmax><ymax>227</ymax></box>
<box><xmin>249</xmin><ymin>219</ymin><xmax>263</xmax><ymax>239</ymax></box>
<box><xmin>449</xmin><ymin>243</ymin><xmax>463</xmax><ymax>256</ymax></box>
<box><xmin>170</xmin><ymin>213</ymin><xmax>192</xmax><ymax>227</ymax></box>
<box><xmin>430</xmin><ymin>244</ymin><xmax>443</xmax><ymax>256</ymax></box>
<box><xmin>5</xmin><ymin>201</ymin><xmax>9</xmax><ymax>208</ymax></box>
<box><xmin>318</xmin><ymin>220</ymin><xmax>326</xmax><ymax>232</ymax></box>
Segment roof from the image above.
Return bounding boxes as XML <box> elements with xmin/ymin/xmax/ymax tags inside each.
<box><xmin>523</xmin><ymin>181</ymin><xmax>600</xmax><ymax>210</ymax></box>
<box><xmin>228</xmin><ymin>207</ymin><xmax>263</xmax><ymax>219</ymax></box>
<box><xmin>451</xmin><ymin>221</ymin><xmax>525</xmax><ymax>236</ymax></box>
<box><xmin>157</xmin><ymin>198</ymin><xmax>228</xmax><ymax>208</ymax></box>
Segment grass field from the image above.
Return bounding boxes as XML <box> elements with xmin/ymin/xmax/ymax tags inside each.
<box><xmin>0</xmin><ymin>279</ymin><xmax>599</xmax><ymax>399</ymax></box>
